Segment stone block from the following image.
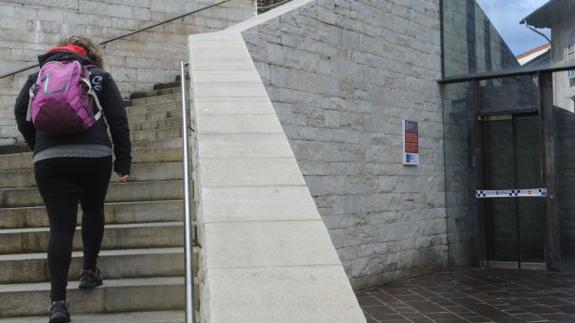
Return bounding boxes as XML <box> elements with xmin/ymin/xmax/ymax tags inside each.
<box><xmin>14</xmin><ymin>7</ymin><xmax>38</xmax><ymax>19</ymax></box>
<box><xmin>200</xmin><ymin>186</ymin><xmax>321</xmax><ymax>223</ymax></box>
<box><xmin>197</xmin><ymin>133</ymin><xmax>294</xmax><ymax>159</ymax></box>
<box><xmin>199</xmin><ymin>158</ymin><xmax>306</xmax><ymax>187</ymax></box>
<box><xmin>203</xmin><ymin>266</ymin><xmax>366</xmax><ymax>323</ymax></box>
<box><xmin>188</xmin><ymin>39</ymin><xmax>248</xmax><ymax>50</ymax></box>
<box><xmin>203</xmin><ymin>221</ymin><xmax>341</xmax><ymax>269</ymax></box>
<box><xmin>191</xmin><ymin>59</ymin><xmax>256</xmax><ymax>71</ymax></box>
<box><xmin>15</xmin><ymin>0</ymin><xmax>78</xmax><ymax>10</ymax></box>
<box><xmin>193</xmin><ymin>83</ymin><xmax>268</xmax><ymax>98</ymax></box>
<box><xmin>79</xmin><ymin>0</ymin><xmax>108</xmax><ymax>14</ymax></box>
<box><xmin>192</xmin><ymin>70</ymin><xmax>262</xmax><ymax>83</ymax></box>
<box><xmin>0</xmin><ymin>4</ymin><xmax>15</xmax><ymax>17</ymax></box>
<box><xmin>196</xmin><ymin>114</ymin><xmax>284</xmax><ymax>134</ymax></box>
<box><xmin>132</xmin><ymin>7</ymin><xmax>151</xmax><ymax>20</ymax></box>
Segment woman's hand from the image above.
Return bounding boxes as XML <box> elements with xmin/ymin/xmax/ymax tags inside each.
<box><xmin>117</xmin><ymin>174</ymin><xmax>129</xmax><ymax>183</ymax></box>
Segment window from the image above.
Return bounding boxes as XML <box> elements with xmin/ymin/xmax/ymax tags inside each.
<box><xmin>567</xmin><ymin>35</ymin><xmax>575</xmax><ymax>80</ymax></box>
<box><xmin>567</xmin><ymin>34</ymin><xmax>575</xmax><ymax>62</ymax></box>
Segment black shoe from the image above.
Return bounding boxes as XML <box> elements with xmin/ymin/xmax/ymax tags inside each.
<box><xmin>79</xmin><ymin>268</ymin><xmax>103</xmax><ymax>289</ymax></box>
<box><xmin>49</xmin><ymin>300</ymin><xmax>70</xmax><ymax>323</ymax></box>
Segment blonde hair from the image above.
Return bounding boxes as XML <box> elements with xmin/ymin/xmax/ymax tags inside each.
<box><xmin>57</xmin><ymin>35</ymin><xmax>104</xmax><ymax>68</ymax></box>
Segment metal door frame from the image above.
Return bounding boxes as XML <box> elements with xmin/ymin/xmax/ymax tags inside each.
<box><xmin>474</xmin><ymin>72</ymin><xmax>560</xmax><ymax>271</ymax></box>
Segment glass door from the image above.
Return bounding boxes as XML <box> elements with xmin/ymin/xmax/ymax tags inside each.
<box><xmin>482</xmin><ymin>114</ymin><xmax>545</xmax><ymax>267</ymax></box>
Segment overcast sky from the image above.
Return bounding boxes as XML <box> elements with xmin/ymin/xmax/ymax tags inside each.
<box><xmin>476</xmin><ymin>0</ymin><xmax>551</xmax><ymax>56</ymax></box>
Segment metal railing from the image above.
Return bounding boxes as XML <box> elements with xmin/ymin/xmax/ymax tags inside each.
<box><xmin>0</xmin><ymin>1</ymin><xmax>241</xmax><ymax>321</ymax></box>
<box><xmin>180</xmin><ymin>61</ymin><xmax>195</xmax><ymax>323</ymax></box>
<box><xmin>257</xmin><ymin>0</ymin><xmax>293</xmax><ymax>13</ymax></box>
<box><xmin>0</xmin><ymin>0</ymin><xmax>233</xmax><ymax>80</ymax></box>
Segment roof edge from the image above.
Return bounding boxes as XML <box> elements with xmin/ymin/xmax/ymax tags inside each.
<box><xmin>521</xmin><ymin>0</ymin><xmax>555</xmax><ymax>27</ymax></box>
<box><xmin>516</xmin><ymin>43</ymin><xmax>551</xmax><ymax>60</ymax></box>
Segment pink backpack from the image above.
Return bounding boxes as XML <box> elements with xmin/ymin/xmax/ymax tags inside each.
<box><xmin>27</xmin><ymin>60</ymin><xmax>103</xmax><ymax>136</ymax></box>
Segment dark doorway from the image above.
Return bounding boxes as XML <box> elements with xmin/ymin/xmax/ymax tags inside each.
<box><xmin>480</xmin><ymin>114</ymin><xmax>545</xmax><ymax>268</ymax></box>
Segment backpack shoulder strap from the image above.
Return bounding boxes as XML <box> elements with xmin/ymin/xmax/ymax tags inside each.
<box><xmin>26</xmin><ymin>84</ymin><xmax>36</xmax><ymax>122</ymax></box>
<box><xmin>82</xmin><ymin>77</ymin><xmax>103</xmax><ymax>121</ymax></box>
<box><xmin>26</xmin><ymin>71</ymin><xmax>42</xmax><ymax>122</ymax></box>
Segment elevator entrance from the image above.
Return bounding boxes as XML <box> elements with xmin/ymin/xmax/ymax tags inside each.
<box><xmin>479</xmin><ymin>114</ymin><xmax>546</xmax><ymax>269</ymax></box>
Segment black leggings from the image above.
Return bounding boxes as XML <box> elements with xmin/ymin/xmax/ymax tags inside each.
<box><xmin>34</xmin><ymin>156</ymin><xmax>112</xmax><ymax>301</ymax></box>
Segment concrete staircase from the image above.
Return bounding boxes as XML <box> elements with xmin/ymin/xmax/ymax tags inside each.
<box><xmin>0</xmin><ymin>85</ymin><xmax>187</xmax><ymax>322</ymax></box>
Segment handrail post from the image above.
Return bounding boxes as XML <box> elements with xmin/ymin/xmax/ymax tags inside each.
<box><xmin>180</xmin><ymin>61</ymin><xmax>195</xmax><ymax>323</ymax></box>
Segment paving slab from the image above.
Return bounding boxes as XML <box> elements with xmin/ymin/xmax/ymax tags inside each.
<box><xmin>203</xmin><ymin>220</ymin><xmax>341</xmax><ymax>269</ymax></box>
<box><xmin>197</xmin><ymin>114</ymin><xmax>284</xmax><ymax>134</ymax></box>
<box><xmin>190</xmin><ymin>60</ymin><xmax>256</xmax><ymax>71</ymax></box>
<box><xmin>199</xmin><ymin>158</ymin><xmax>306</xmax><ymax>187</ymax></box>
<box><xmin>357</xmin><ymin>268</ymin><xmax>575</xmax><ymax>323</ymax></box>
<box><xmin>194</xmin><ymin>97</ymin><xmax>274</xmax><ymax>115</ymax></box>
<box><xmin>192</xmin><ymin>70</ymin><xmax>262</xmax><ymax>83</ymax></box>
<box><xmin>198</xmin><ymin>133</ymin><xmax>293</xmax><ymax>158</ymax></box>
<box><xmin>200</xmin><ymin>186</ymin><xmax>320</xmax><ymax>223</ymax></box>
<box><xmin>204</xmin><ymin>266</ymin><xmax>366</xmax><ymax>323</ymax></box>
<box><xmin>193</xmin><ymin>83</ymin><xmax>268</xmax><ymax>98</ymax></box>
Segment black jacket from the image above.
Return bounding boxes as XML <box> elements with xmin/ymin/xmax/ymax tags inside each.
<box><xmin>14</xmin><ymin>51</ymin><xmax>132</xmax><ymax>175</ymax></box>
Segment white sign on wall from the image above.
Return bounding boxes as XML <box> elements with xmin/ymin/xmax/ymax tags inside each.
<box><xmin>402</xmin><ymin>120</ymin><xmax>419</xmax><ymax>166</ymax></box>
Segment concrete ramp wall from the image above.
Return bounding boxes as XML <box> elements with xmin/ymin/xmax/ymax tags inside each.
<box><xmin>188</xmin><ymin>31</ymin><xmax>365</xmax><ymax>322</ymax></box>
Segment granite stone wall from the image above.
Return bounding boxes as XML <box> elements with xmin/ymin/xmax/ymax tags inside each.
<box><xmin>0</xmin><ymin>0</ymin><xmax>255</xmax><ymax>144</ymax></box>
<box><xmin>242</xmin><ymin>0</ymin><xmax>446</xmax><ymax>288</ymax></box>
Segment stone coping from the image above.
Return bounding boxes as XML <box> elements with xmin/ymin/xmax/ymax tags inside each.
<box><xmin>188</xmin><ymin>20</ymin><xmax>366</xmax><ymax>323</ymax></box>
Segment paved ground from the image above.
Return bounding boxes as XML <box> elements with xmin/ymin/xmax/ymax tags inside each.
<box><xmin>356</xmin><ymin>268</ymin><xmax>575</xmax><ymax>322</ymax></box>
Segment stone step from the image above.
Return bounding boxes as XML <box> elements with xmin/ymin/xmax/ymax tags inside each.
<box><xmin>0</xmin><ymin>221</ymin><xmax>183</xmax><ymax>254</ymax></box>
<box><xmin>0</xmin><ymin>146</ymin><xmax>182</xmax><ymax>171</ymax></box>
<box><xmin>0</xmin><ymin>200</ymin><xmax>183</xmax><ymax>229</ymax></box>
<box><xmin>0</xmin><ymin>277</ymin><xmax>184</xmax><ymax>318</ymax></box>
<box><xmin>0</xmin><ymin>311</ymin><xmax>185</xmax><ymax>323</ymax></box>
<box><xmin>0</xmin><ymin>138</ymin><xmax>186</xmax><ymax>161</ymax></box>
<box><xmin>0</xmin><ymin>179</ymin><xmax>183</xmax><ymax>208</ymax></box>
<box><xmin>129</xmin><ymin>85</ymin><xmax>180</xmax><ymax>100</ymax></box>
<box><xmin>0</xmin><ymin>247</ymin><xmax>185</xmax><ymax>284</ymax></box>
<box><xmin>132</xmin><ymin>138</ymin><xmax>184</xmax><ymax>150</ymax></box>
<box><xmin>127</xmin><ymin>102</ymin><xmax>181</xmax><ymax>119</ymax></box>
<box><xmin>0</xmin><ymin>161</ymin><xmax>183</xmax><ymax>189</ymax></box>
<box><xmin>126</xmin><ymin>98</ymin><xmax>187</xmax><ymax>115</ymax></box>
<box><xmin>130</xmin><ymin>117</ymin><xmax>182</xmax><ymax>132</ymax></box>
<box><xmin>155</xmin><ymin>82</ymin><xmax>181</xmax><ymax>91</ymax></box>
<box><xmin>0</xmin><ymin>85</ymin><xmax>192</xmax><ymax>320</ymax></box>
<box><xmin>128</xmin><ymin>92</ymin><xmax>181</xmax><ymax>107</ymax></box>
<box><xmin>131</xmin><ymin>127</ymin><xmax>182</xmax><ymax>142</ymax></box>
<box><xmin>0</xmin><ymin>143</ymin><xmax>28</xmax><ymax>155</ymax></box>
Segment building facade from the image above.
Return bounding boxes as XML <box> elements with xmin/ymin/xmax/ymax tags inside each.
<box><xmin>524</xmin><ymin>0</ymin><xmax>575</xmax><ymax>112</ymax></box>
<box><xmin>0</xmin><ymin>0</ymin><xmax>255</xmax><ymax>144</ymax></box>
<box><xmin>1</xmin><ymin>0</ymin><xmax>575</xmax><ymax>290</ymax></box>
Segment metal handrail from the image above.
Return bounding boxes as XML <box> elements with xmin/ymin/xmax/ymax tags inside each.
<box><xmin>438</xmin><ymin>62</ymin><xmax>575</xmax><ymax>84</ymax></box>
<box><xmin>258</xmin><ymin>0</ymin><xmax>293</xmax><ymax>12</ymax></box>
<box><xmin>180</xmin><ymin>61</ymin><xmax>195</xmax><ymax>323</ymax></box>
<box><xmin>0</xmin><ymin>0</ymin><xmax>233</xmax><ymax>80</ymax></box>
